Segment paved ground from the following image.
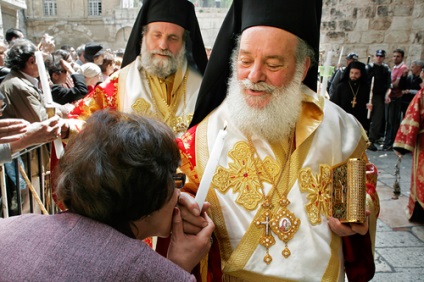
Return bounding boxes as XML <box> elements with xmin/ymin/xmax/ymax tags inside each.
<box><xmin>366</xmin><ymin>148</ymin><xmax>424</xmax><ymax>282</ymax></box>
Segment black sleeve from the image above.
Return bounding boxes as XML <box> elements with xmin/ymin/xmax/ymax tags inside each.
<box><xmin>51</xmin><ymin>74</ymin><xmax>89</xmax><ymax>105</ymax></box>
<box><xmin>398</xmin><ymin>75</ymin><xmax>408</xmax><ymax>90</ymax></box>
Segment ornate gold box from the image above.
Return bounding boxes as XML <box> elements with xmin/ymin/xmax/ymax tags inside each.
<box><xmin>330</xmin><ymin>158</ymin><xmax>366</xmax><ymax>223</ymax></box>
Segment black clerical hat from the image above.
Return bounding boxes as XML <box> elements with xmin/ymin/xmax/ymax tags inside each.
<box><xmin>84</xmin><ymin>42</ymin><xmax>104</xmax><ymax>62</ymax></box>
<box><xmin>190</xmin><ymin>0</ymin><xmax>323</xmax><ymax>127</ymax></box>
<box><xmin>121</xmin><ymin>0</ymin><xmax>207</xmax><ymax>75</ymax></box>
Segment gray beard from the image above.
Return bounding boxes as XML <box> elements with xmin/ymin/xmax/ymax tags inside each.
<box><xmin>140</xmin><ymin>40</ymin><xmax>186</xmax><ymax>78</ymax></box>
<box><xmin>225</xmin><ymin>66</ymin><xmax>305</xmax><ymax>142</ymax></box>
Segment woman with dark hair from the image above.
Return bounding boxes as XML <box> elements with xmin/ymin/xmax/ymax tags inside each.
<box><xmin>0</xmin><ymin>110</ymin><xmax>214</xmax><ymax>281</ymax></box>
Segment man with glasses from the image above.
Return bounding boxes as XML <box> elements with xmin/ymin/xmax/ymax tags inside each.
<box><xmin>46</xmin><ymin>54</ymin><xmax>88</xmax><ymax>104</ymax></box>
<box><xmin>366</xmin><ymin>49</ymin><xmax>391</xmax><ymax>151</ymax></box>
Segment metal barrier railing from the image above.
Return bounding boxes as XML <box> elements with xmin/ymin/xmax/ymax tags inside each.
<box><xmin>0</xmin><ymin>143</ymin><xmax>57</xmax><ymax>218</ymax></box>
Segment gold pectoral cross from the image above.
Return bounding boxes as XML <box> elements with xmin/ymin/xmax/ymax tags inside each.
<box><xmin>255</xmin><ymin>196</ymin><xmax>300</xmax><ymax>264</ymax></box>
<box><xmin>351</xmin><ymin>96</ymin><xmax>357</xmax><ymax>108</ymax></box>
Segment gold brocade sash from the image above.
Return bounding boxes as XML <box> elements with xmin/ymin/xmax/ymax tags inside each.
<box><xmin>145</xmin><ymin>66</ymin><xmax>188</xmax><ymax>125</ymax></box>
<box><xmin>196</xmin><ymin>120</ymin><xmax>315</xmax><ymax>279</ymax></box>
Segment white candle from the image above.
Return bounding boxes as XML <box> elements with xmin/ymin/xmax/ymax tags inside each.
<box><xmin>337</xmin><ymin>46</ymin><xmax>344</xmax><ymax>67</ymax></box>
<box><xmin>34</xmin><ymin>51</ymin><xmax>65</xmax><ymax>158</ymax></box>
<box><xmin>320</xmin><ymin>50</ymin><xmax>333</xmax><ymax>98</ymax></box>
<box><xmin>34</xmin><ymin>51</ymin><xmax>53</xmax><ymax>105</ymax></box>
<box><xmin>367</xmin><ymin>76</ymin><xmax>375</xmax><ymax>119</ymax></box>
<box><xmin>195</xmin><ymin>123</ymin><xmax>227</xmax><ymax>210</ymax></box>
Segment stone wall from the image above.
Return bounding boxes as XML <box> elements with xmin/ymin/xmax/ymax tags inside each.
<box><xmin>320</xmin><ymin>0</ymin><xmax>424</xmax><ymax>67</ymax></box>
<box><xmin>19</xmin><ymin>0</ymin><xmax>424</xmax><ymax>68</ymax></box>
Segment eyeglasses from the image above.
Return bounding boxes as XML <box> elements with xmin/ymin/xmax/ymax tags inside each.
<box><xmin>0</xmin><ymin>101</ymin><xmax>7</xmax><ymax>112</ymax></box>
<box><xmin>173</xmin><ymin>173</ymin><xmax>186</xmax><ymax>189</ymax></box>
<box><xmin>376</xmin><ymin>55</ymin><xmax>385</xmax><ymax>58</ymax></box>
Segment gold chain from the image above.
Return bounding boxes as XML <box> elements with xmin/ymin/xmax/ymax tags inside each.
<box><xmin>247</xmin><ymin>130</ymin><xmax>300</xmax><ymax>264</ymax></box>
<box><xmin>348</xmin><ymin>81</ymin><xmax>360</xmax><ymax>108</ymax></box>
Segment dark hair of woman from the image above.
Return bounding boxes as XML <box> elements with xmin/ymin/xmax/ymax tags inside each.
<box><xmin>55</xmin><ymin>110</ymin><xmax>180</xmax><ymax>237</ymax></box>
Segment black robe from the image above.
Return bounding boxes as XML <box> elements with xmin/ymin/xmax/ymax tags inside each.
<box><xmin>331</xmin><ymin>80</ymin><xmax>371</xmax><ymax>131</ymax></box>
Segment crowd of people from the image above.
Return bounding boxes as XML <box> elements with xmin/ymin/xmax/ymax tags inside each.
<box><xmin>0</xmin><ymin>0</ymin><xmax>422</xmax><ymax>280</ymax></box>
<box><xmin>327</xmin><ymin>49</ymin><xmax>423</xmax><ymax>153</ymax></box>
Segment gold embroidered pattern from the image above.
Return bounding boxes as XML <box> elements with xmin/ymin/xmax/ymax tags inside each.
<box><xmin>298</xmin><ymin>165</ymin><xmax>332</xmax><ymax>225</ymax></box>
<box><xmin>172</xmin><ymin>114</ymin><xmax>193</xmax><ymax>134</ymax></box>
<box><xmin>131</xmin><ymin>98</ymin><xmax>152</xmax><ymax>115</ymax></box>
<box><xmin>269</xmin><ymin>196</ymin><xmax>300</xmax><ymax>258</ymax></box>
<box><xmin>212</xmin><ymin>141</ymin><xmax>279</xmax><ymax>210</ymax></box>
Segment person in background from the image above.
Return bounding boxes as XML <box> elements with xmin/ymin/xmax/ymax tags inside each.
<box><xmin>78</xmin><ymin>62</ymin><xmax>102</xmax><ymax>92</ymax></box>
<box><xmin>5</xmin><ymin>28</ymin><xmax>24</xmax><ymax>45</ymax></box>
<box><xmin>83</xmin><ymin>42</ymin><xmax>105</xmax><ymax>66</ymax></box>
<box><xmin>113</xmin><ymin>56</ymin><xmax>122</xmax><ymax>73</ymax></box>
<box><xmin>0</xmin><ymin>110</ymin><xmax>214</xmax><ymax>281</ymax></box>
<box><xmin>99</xmin><ymin>51</ymin><xmax>116</xmax><ymax>82</ymax></box>
<box><xmin>170</xmin><ymin>0</ymin><xmax>378</xmax><ymax>281</ymax></box>
<box><xmin>393</xmin><ymin>67</ymin><xmax>424</xmax><ymax>222</ymax></box>
<box><xmin>0</xmin><ymin>41</ymin><xmax>10</xmax><ymax>83</ymax></box>
<box><xmin>384</xmin><ymin>49</ymin><xmax>408</xmax><ymax>151</ymax></box>
<box><xmin>399</xmin><ymin>59</ymin><xmax>424</xmax><ymax>117</ymax></box>
<box><xmin>61</xmin><ymin>44</ymin><xmax>77</xmax><ymax>62</ymax></box>
<box><xmin>331</xmin><ymin>61</ymin><xmax>371</xmax><ymax>132</ymax></box>
<box><xmin>328</xmin><ymin>52</ymin><xmax>359</xmax><ymax>98</ymax></box>
<box><xmin>46</xmin><ymin>54</ymin><xmax>88</xmax><ymax>105</ymax></box>
<box><xmin>75</xmin><ymin>44</ymin><xmax>86</xmax><ymax>66</ymax></box>
<box><xmin>70</xmin><ymin>0</ymin><xmax>207</xmax><ymax>137</ymax></box>
<box><xmin>366</xmin><ymin>49</ymin><xmax>391</xmax><ymax>151</ymax></box>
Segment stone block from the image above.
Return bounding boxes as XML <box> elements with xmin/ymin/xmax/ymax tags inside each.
<box><xmin>370</xmin><ymin>18</ymin><xmax>393</xmax><ymax>30</ymax></box>
<box><xmin>329</xmin><ymin>7</ymin><xmax>347</xmax><ymax>19</ymax></box>
<box><xmin>389</xmin><ymin>17</ymin><xmax>413</xmax><ymax>30</ymax></box>
<box><xmin>324</xmin><ymin>31</ymin><xmax>346</xmax><ymax>41</ymax></box>
<box><xmin>321</xmin><ymin>21</ymin><xmax>337</xmax><ymax>31</ymax></box>
<box><xmin>356</xmin><ymin>19</ymin><xmax>370</xmax><ymax>31</ymax></box>
<box><xmin>345</xmin><ymin>32</ymin><xmax>362</xmax><ymax>44</ymax></box>
<box><xmin>338</xmin><ymin>20</ymin><xmax>356</xmax><ymax>31</ymax></box>
<box><xmin>361</xmin><ymin>31</ymin><xmax>386</xmax><ymax>44</ymax></box>
<box><xmin>359</xmin><ymin>6</ymin><xmax>377</xmax><ymax>18</ymax></box>
<box><xmin>412</xmin><ymin>3</ymin><xmax>424</xmax><ymax>17</ymax></box>
<box><xmin>392</xmin><ymin>5</ymin><xmax>414</xmax><ymax>16</ymax></box>
<box><xmin>377</xmin><ymin>5</ymin><xmax>392</xmax><ymax>17</ymax></box>
<box><xmin>385</xmin><ymin>32</ymin><xmax>410</xmax><ymax>43</ymax></box>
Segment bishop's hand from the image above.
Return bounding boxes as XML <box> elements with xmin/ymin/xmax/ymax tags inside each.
<box><xmin>328</xmin><ymin>210</ymin><xmax>370</xmax><ymax>236</ymax></box>
<box><xmin>178</xmin><ymin>192</ymin><xmax>211</xmax><ymax>235</ymax></box>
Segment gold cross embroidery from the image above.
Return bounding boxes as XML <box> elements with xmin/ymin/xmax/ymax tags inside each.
<box><xmin>298</xmin><ymin>165</ymin><xmax>332</xmax><ymax>225</ymax></box>
<box><xmin>212</xmin><ymin>141</ymin><xmax>279</xmax><ymax>210</ymax></box>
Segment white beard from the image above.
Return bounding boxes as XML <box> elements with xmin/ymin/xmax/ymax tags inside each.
<box><xmin>225</xmin><ymin>65</ymin><xmax>305</xmax><ymax>142</ymax></box>
<box><xmin>140</xmin><ymin>40</ymin><xmax>186</xmax><ymax>78</ymax></box>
